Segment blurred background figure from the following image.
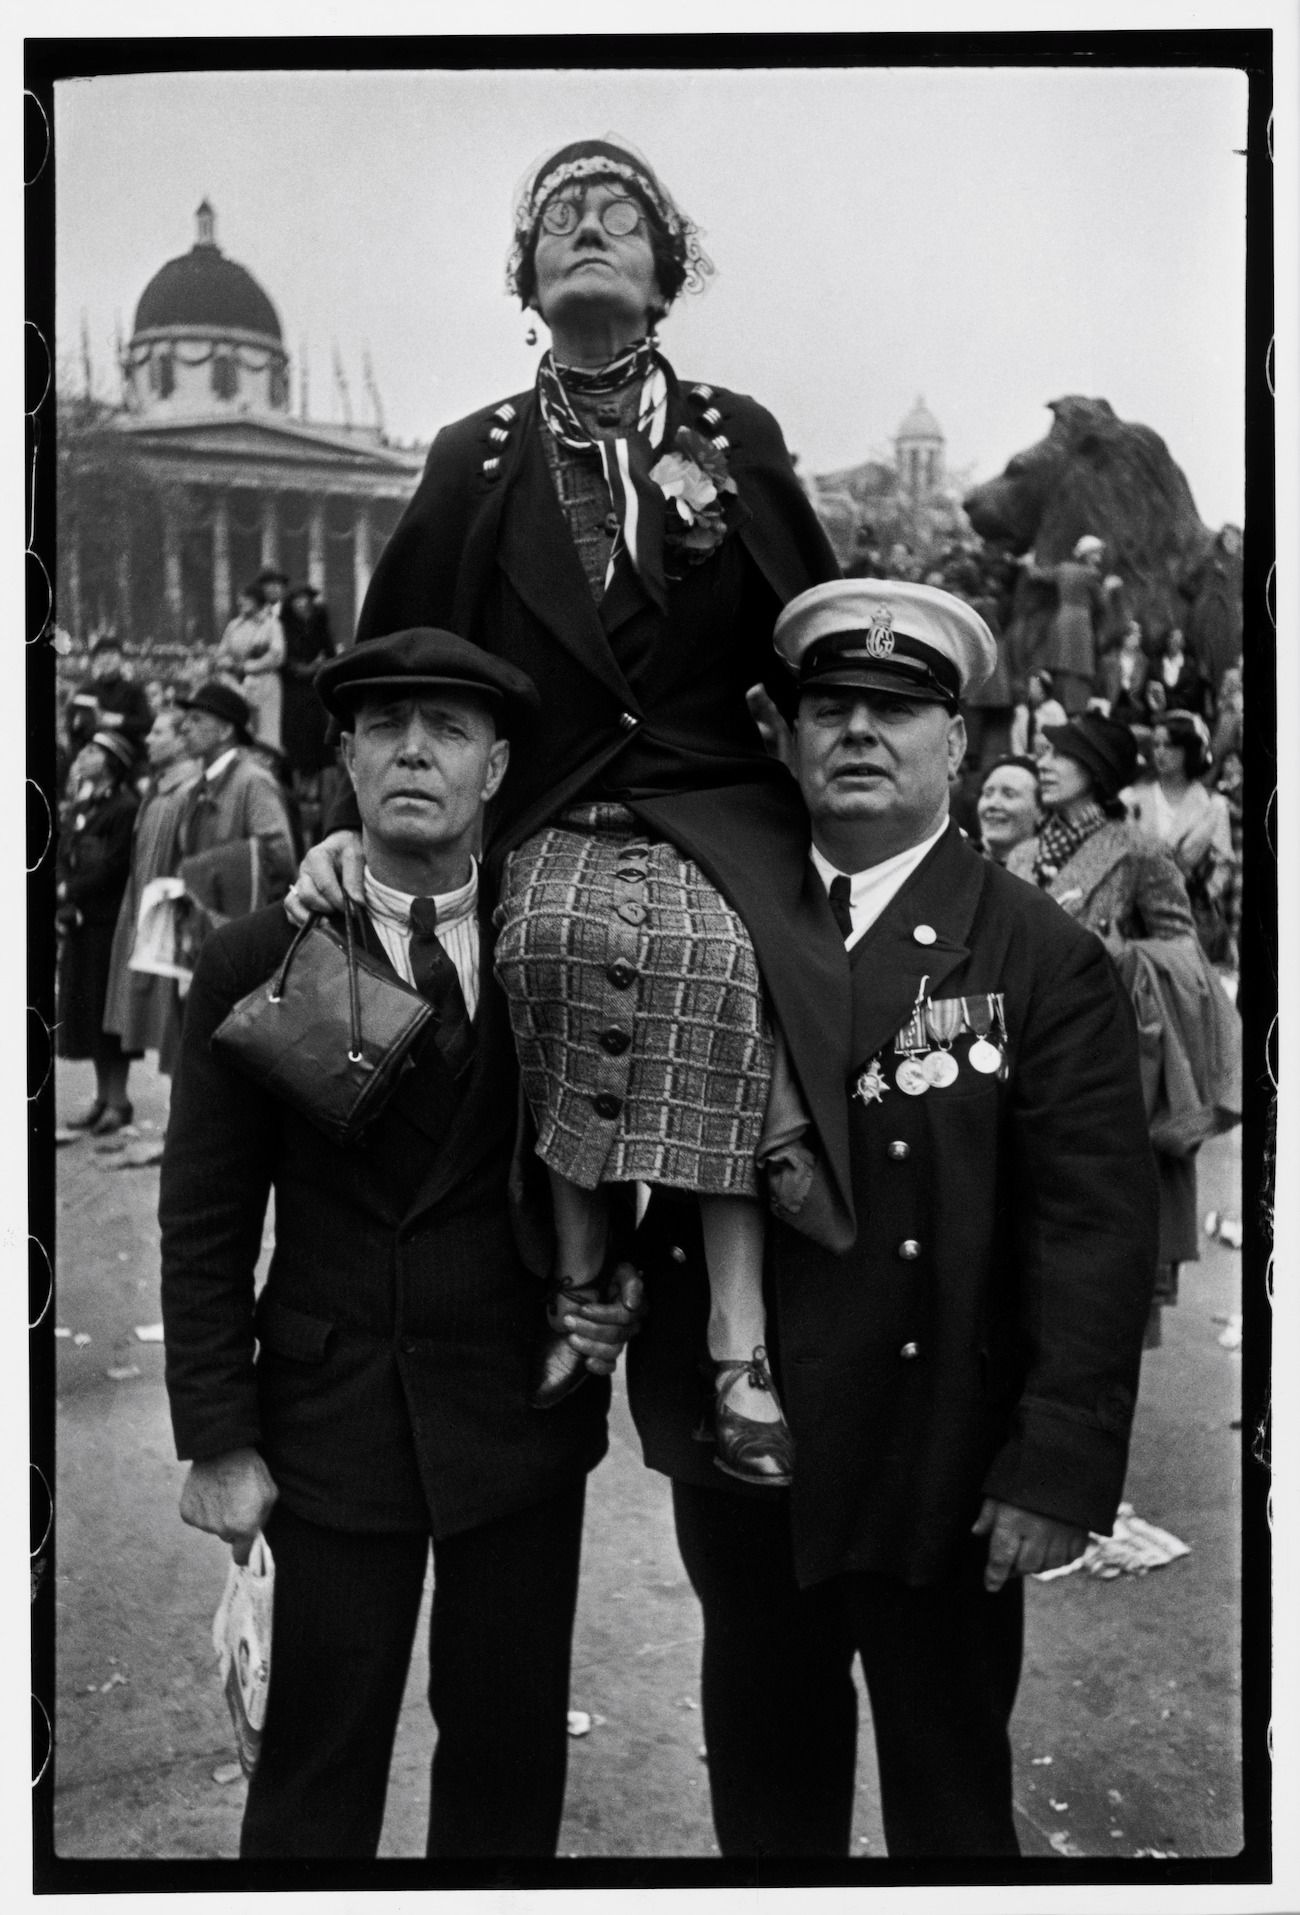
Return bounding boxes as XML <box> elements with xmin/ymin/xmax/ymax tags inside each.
<box><xmin>214</xmin><ymin>581</ymin><xmax>286</xmax><ymax>750</ymax></box>
<box><xmin>1151</xmin><ymin>626</ymin><xmax>1210</xmax><ymax>721</ymax></box>
<box><xmin>102</xmin><ymin>705</ymin><xmax>203</xmax><ymax>1083</ymax></box>
<box><xmin>1209</xmin><ymin>661</ymin><xmax>1244</xmax><ymax>767</ymax></box>
<box><xmin>1008</xmin><ymin>712</ymin><xmax>1240</xmax><ymax>1348</ymax></box>
<box><xmin>1128</xmin><ymin>713</ymin><xmax>1235</xmax><ymax>968</ymax></box>
<box><xmin>1097</xmin><ymin>620</ymin><xmax>1151</xmax><ymax>729</ymax></box>
<box><xmin>1016</xmin><ymin>533</ymin><xmax>1124</xmax><ymax>716</ymax></box>
<box><xmin>56</xmin><ymin>731</ymin><xmax>142</xmax><ymax>1136</ymax></box>
<box><xmin>278</xmin><ymin>580</ymin><xmax>338</xmax><ymax>843</ymax></box>
<box><xmin>174</xmin><ymin>681</ymin><xmax>298</xmax><ymax>920</ymax></box>
<box><xmin>1010</xmin><ymin>667</ymin><xmax>1067</xmax><ymax>759</ymax></box>
<box><xmin>65</xmin><ymin>633</ymin><xmax>152</xmax><ymax>765</ymax></box>
<box><xmin>975</xmin><ymin>754</ymin><xmax>1043</xmax><ymax>866</ymax></box>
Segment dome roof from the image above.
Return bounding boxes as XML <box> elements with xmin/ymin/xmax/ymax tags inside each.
<box><xmin>132</xmin><ymin>202</ymin><xmax>282</xmax><ymax>344</ymax></box>
<box><xmin>896</xmin><ymin>395</ymin><xmax>943</xmax><ymax>442</ymax></box>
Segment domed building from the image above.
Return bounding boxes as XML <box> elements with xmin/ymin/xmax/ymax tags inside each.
<box><xmin>894</xmin><ymin>395</ymin><xmax>945</xmax><ymax>499</ymax></box>
<box><xmin>71</xmin><ymin>203</ymin><xmax>427</xmax><ymax>649</ymax></box>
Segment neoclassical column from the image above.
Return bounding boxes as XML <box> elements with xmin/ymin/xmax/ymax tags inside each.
<box><xmin>259</xmin><ymin>492</ymin><xmax>280</xmax><ymax>571</ymax></box>
<box><xmin>307</xmin><ymin>498</ymin><xmax>327</xmax><ymax>593</ymax></box>
<box><xmin>115</xmin><ymin>531</ymin><xmax>132</xmax><ymax>641</ymax></box>
<box><xmin>212</xmin><ymin>491</ymin><xmax>231</xmax><ymax>632</ymax></box>
<box><xmin>353</xmin><ymin>499</ymin><xmax>373</xmax><ymax>617</ymax></box>
<box><xmin>162</xmin><ymin>504</ymin><xmax>183</xmax><ymax>642</ymax></box>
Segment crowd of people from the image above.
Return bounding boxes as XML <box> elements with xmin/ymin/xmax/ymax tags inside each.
<box><xmin>55</xmin><ymin>134</ymin><xmax>1245</xmax><ymax>1866</ymax></box>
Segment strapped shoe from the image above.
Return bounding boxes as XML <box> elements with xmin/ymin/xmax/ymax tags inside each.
<box><xmin>91</xmin><ymin>1102</ymin><xmax>134</xmax><ymax>1137</ymax></box>
<box><xmin>712</xmin><ymin>1345</ymin><xmax>795</xmax><ymax>1488</ymax></box>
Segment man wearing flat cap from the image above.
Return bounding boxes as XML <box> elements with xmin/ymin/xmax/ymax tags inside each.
<box><xmin>160</xmin><ymin>631</ymin><xmax>640</xmax><ymax>1859</ymax></box>
<box><xmin>628</xmin><ymin>578</ymin><xmax>1159</xmax><ymax>1857</ymax></box>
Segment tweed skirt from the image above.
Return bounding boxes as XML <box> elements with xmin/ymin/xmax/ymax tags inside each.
<box><xmin>494</xmin><ymin>805</ymin><xmax>773</xmax><ymax>1194</ymax></box>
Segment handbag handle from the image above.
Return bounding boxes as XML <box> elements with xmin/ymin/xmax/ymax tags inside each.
<box><xmin>268</xmin><ymin>899</ymin><xmax>365</xmax><ymax>1064</ymax></box>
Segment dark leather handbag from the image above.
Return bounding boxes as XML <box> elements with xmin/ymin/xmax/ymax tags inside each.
<box><xmin>212</xmin><ymin>899</ymin><xmax>433</xmax><ymax>1146</ymax></box>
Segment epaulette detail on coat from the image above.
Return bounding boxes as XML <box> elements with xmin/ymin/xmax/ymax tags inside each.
<box><xmin>478</xmin><ymin>400</ymin><xmax>519</xmax><ymax>488</ymax></box>
<box><xmin>687</xmin><ymin>383</ymin><xmax>733</xmax><ymax>457</ymax></box>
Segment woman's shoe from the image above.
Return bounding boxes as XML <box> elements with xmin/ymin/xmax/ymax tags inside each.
<box><xmin>712</xmin><ymin>1346</ymin><xmax>795</xmax><ymax>1488</ymax></box>
<box><xmin>91</xmin><ymin>1102</ymin><xmax>134</xmax><ymax>1137</ymax></box>
<box><xmin>65</xmin><ymin>1100</ymin><xmax>106</xmax><ymax>1131</ymax></box>
<box><xmin>528</xmin><ymin>1280</ymin><xmax>600</xmax><ymax>1410</ymax></box>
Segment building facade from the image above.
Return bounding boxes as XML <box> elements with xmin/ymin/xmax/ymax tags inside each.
<box><xmin>60</xmin><ymin>203</ymin><xmax>427</xmax><ymax>651</ymax></box>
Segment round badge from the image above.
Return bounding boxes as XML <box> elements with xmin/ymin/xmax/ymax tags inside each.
<box><xmin>924</xmin><ymin>1049</ymin><xmax>959</xmax><ymax>1089</ymax></box>
<box><xmin>968</xmin><ymin>1039</ymin><xmax>1003</xmax><ymax>1075</ymax></box>
<box><xmin>895</xmin><ymin>1058</ymin><xmax>931</xmax><ymax>1096</ymax></box>
<box><xmin>912</xmin><ymin>924</ymin><xmax>937</xmax><ymax>946</ymax></box>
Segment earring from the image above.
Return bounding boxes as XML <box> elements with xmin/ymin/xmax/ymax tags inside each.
<box><xmin>524</xmin><ymin>325</ymin><xmax>538</xmax><ymax>347</ymax></box>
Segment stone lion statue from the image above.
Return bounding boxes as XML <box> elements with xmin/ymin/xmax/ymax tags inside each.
<box><xmin>962</xmin><ymin>397</ymin><xmax>1232</xmax><ymax>679</ymax></box>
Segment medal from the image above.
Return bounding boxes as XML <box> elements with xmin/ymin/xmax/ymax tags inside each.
<box><xmin>895</xmin><ymin>1057</ymin><xmax>931</xmax><ymax>1096</ymax></box>
<box><xmin>894</xmin><ymin>974</ymin><xmax>931</xmax><ymax>1094</ymax></box>
<box><xmin>923</xmin><ymin>997</ymin><xmax>963</xmax><ymax>1089</ymax></box>
<box><xmin>963</xmin><ymin>994</ymin><xmax>1003</xmax><ymax>1075</ymax></box>
<box><xmin>923</xmin><ymin>1049</ymin><xmax>959</xmax><ymax>1088</ymax></box>
<box><xmin>854</xmin><ymin>1059</ymin><xmax>889</xmax><ymax>1105</ymax></box>
<box><xmin>991</xmin><ymin>993</ymin><xmax>1011</xmax><ymax>1080</ymax></box>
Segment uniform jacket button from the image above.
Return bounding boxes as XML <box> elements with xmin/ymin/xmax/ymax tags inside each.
<box><xmin>898</xmin><ymin>1239</ymin><xmax>921</xmax><ymax>1260</ymax></box>
<box><xmin>600</xmin><ymin>1026</ymin><xmax>631</xmax><ymax>1055</ymax></box>
<box><xmin>899</xmin><ymin>1341</ymin><xmax>920</xmax><ymax>1361</ymax></box>
<box><xmin>593</xmin><ymin>1091</ymin><xmax>622</xmax><ymax>1119</ymax></box>
<box><xmin>887</xmin><ymin>1140</ymin><xmax>910</xmax><ymax>1161</ymax></box>
<box><xmin>669</xmin><ymin>1245</ymin><xmax>687</xmax><ymax>1264</ymax></box>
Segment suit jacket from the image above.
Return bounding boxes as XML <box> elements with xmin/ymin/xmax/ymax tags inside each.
<box><xmin>1097</xmin><ymin>648</ymin><xmax>1150</xmax><ymax>718</ymax></box>
<box><xmin>348</xmin><ymin>367</ymin><xmax>857</xmax><ymax>1245</ymax></box>
<box><xmin>627</xmin><ymin>825</ymin><xmax>1159</xmax><ymax>1590</ymax></box>
<box><xmin>159</xmin><ymin>897</ymin><xmax>608</xmax><ymax>1539</ymax></box>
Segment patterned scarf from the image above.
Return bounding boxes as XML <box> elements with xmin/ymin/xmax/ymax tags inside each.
<box><xmin>536</xmin><ymin>339</ymin><xmax>670</xmax><ymax>609</ymax></box>
<box><xmin>1032</xmin><ymin>800</ymin><xmax>1107</xmax><ymax>888</ymax></box>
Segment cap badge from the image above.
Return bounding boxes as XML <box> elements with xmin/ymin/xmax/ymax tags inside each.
<box><xmin>866</xmin><ymin>605</ymin><xmax>896</xmax><ymax>659</ymax></box>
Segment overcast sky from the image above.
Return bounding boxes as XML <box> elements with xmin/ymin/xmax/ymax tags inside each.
<box><xmin>54</xmin><ymin>57</ymin><xmax>1249</xmax><ymax>529</ymax></box>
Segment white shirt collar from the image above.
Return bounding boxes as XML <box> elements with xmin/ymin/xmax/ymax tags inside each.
<box><xmin>363</xmin><ymin>860</ymin><xmax>478</xmax><ymax>930</ymax></box>
<box><xmin>204</xmin><ymin>746</ymin><xmax>240</xmax><ymax>783</ymax></box>
<box><xmin>810</xmin><ymin>816</ymin><xmax>949</xmax><ymax>948</ymax></box>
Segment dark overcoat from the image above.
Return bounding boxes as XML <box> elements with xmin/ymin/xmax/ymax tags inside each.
<box><xmin>348</xmin><ymin>370</ymin><xmax>856</xmax><ymax>1242</ymax></box>
<box><xmin>56</xmin><ymin>783</ymin><xmax>138</xmax><ymax>1058</ymax></box>
<box><xmin>159</xmin><ymin>900</ymin><xmax>608</xmax><ymax>1539</ymax></box>
<box><xmin>628</xmin><ymin>825</ymin><xmax>1159</xmax><ymax>1590</ymax></box>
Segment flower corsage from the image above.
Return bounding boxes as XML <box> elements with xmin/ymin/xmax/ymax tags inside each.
<box><xmin>650</xmin><ymin>426</ymin><xmax>738</xmax><ymax>567</ymax></box>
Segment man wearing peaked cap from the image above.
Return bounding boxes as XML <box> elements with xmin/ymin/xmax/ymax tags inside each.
<box><xmin>628</xmin><ymin>574</ymin><xmax>1159</xmax><ymax>1857</ymax></box>
<box><xmin>161</xmin><ymin>622</ymin><xmax>641</xmax><ymax>1859</ymax></box>
<box><xmin>773</xmin><ymin>575</ymin><xmax>999</xmax><ymax>709</ymax></box>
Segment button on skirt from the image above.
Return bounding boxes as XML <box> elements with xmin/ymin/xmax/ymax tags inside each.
<box><xmin>495</xmin><ymin>804</ymin><xmax>773</xmax><ymax>1194</ymax></box>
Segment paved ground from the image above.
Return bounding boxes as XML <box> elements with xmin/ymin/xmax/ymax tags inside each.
<box><xmin>43</xmin><ymin>1053</ymin><xmax>1248</xmax><ymax>1867</ymax></box>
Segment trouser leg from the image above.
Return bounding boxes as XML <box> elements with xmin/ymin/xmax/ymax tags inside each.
<box><xmin>671</xmin><ymin>1479</ymin><xmax>858</xmax><ymax>1857</ymax></box>
<box><xmin>846</xmin><ymin>1537</ymin><xmax>1024</xmax><ymax>1857</ymax></box>
<box><xmin>425</xmin><ymin>1481</ymin><xmax>587</xmax><ymax>1858</ymax></box>
<box><xmin>240</xmin><ymin>1505</ymin><xmax>430</xmax><ymax>1859</ymax></box>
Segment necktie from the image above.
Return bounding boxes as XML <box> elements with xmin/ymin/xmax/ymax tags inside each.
<box><xmin>409</xmin><ymin>897</ymin><xmax>475</xmax><ymax>1077</ymax></box>
<box><xmin>828</xmin><ymin>874</ymin><xmax>854</xmax><ymax>943</ymax></box>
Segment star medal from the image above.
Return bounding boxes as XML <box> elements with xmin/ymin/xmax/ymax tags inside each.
<box><xmin>854</xmin><ymin>1058</ymin><xmax>890</xmax><ymax>1106</ymax></box>
<box><xmin>894</xmin><ymin>988</ymin><xmax>931</xmax><ymax>1096</ymax></box>
<box><xmin>964</xmin><ymin>994</ymin><xmax>1003</xmax><ymax>1074</ymax></box>
<box><xmin>922</xmin><ymin>996</ymin><xmax>962</xmax><ymax>1087</ymax></box>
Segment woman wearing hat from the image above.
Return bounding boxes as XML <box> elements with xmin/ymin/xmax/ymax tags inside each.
<box><xmin>1006</xmin><ymin>711</ymin><xmax>1239</xmax><ymax>1343</ymax></box>
<box><xmin>1129</xmin><ymin>712</ymin><xmax>1236</xmax><ymax>963</ymax></box>
<box><xmin>56</xmin><ymin>730</ymin><xmax>142</xmax><ymax>1134</ymax></box>
<box><xmin>306</xmin><ymin>136</ymin><xmax>849</xmax><ymax>1482</ymax></box>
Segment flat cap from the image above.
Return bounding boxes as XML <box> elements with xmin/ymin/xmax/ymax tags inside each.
<box><xmin>774</xmin><ymin>578</ymin><xmax>997</xmax><ymax>707</ymax></box>
<box><xmin>316</xmin><ymin>628</ymin><xmax>541</xmax><ymax>732</ymax></box>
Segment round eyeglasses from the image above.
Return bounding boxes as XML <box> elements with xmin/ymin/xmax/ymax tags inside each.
<box><xmin>539</xmin><ymin>195</ymin><xmax>643</xmax><ymax>239</ymax></box>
